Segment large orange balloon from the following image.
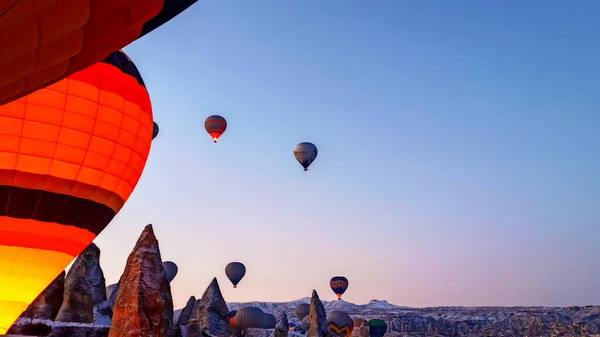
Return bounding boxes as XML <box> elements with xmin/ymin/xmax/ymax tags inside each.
<box><xmin>0</xmin><ymin>0</ymin><xmax>198</xmax><ymax>106</ymax></box>
<box><xmin>0</xmin><ymin>50</ymin><xmax>153</xmax><ymax>333</ymax></box>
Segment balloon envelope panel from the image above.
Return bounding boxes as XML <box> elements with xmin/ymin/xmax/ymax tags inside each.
<box><xmin>0</xmin><ymin>50</ymin><xmax>153</xmax><ymax>334</ymax></box>
<box><xmin>0</xmin><ymin>0</ymin><xmax>197</xmax><ymax>105</ymax></box>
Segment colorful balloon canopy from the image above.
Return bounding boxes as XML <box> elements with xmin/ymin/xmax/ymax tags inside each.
<box><xmin>327</xmin><ymin>310</ymin><xmax>354</xmax><ymax>337</ymax></box>
<box><xmin>295</xmin><ymin>303</ymin><xmax>310</xmax><ymax>321</ymax></box>
<box><xmin>163</xmin><ymin>261</ymin><xmax>178</xmax><ymax>282</ymax></box>
<box><xmin>368</xmin><ymin>319</ymin><xmax>387</xmax><ymax>337</ymax></box>
<box><xmin>294</xmin><ymin>142</ymin><xmax>318</xmax><ymax>171</ymax></box>
<box><xmin>0</xmin><ymin>50</ymin><xmax>153</xmax><ymax>334</ymax></box>
<box><xmin>330</xmin><ymin>276</ymin><xmax>349</xmax><ymax>300</ymax></box>
<box><xmin>204</xmin><ymin>115</ymin><xmax>227</xmax><ymax>143</ymax></box>
<box><xmin>0</xmin><ymin>0</ymin><xmax>197</xmax><ymax>106</ymax></box>
<box><xmin>225</xmin><ymin>262</ymin><xmax>246</xmax><ymax>288</ymax></box>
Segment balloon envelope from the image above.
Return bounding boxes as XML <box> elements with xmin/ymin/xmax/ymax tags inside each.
<box><xmin>261</xmin><ymin>313</ymin><xmax>277</xmax><ymax>329</ymax></box>
<box><xmin>301</xmin><ymin>316</ymin><xmax>310</xmax><ymax>331</ymax></box>
<box><xmin>234</xmin><ymin>307</ymin><xmax>265</xmax><ymax>329</ymax></box>
<box><xmin>0</xmin><ymin>0</ymin><xmax>197</xmax><ymax>106</ymax></box>
<box><xmin>368</xmin><ymin>319</ymin><xmax>387</xmax><ymax>337</ymax></box>
<box><xmin>153</xmin><ymin>122</ymin><xmax>160</xmax><ymax>140</ymax></box>
<box><xmin>294</xmin><ymin>142</ymin><xmax>318</xmax><ymax>171</ymax></box>
<box><xmin>163</xmin><ymin>261</ymin><xmax>178</xmax><ymax>282</ymax></box>
<box><xmin>295</xmin><ymin>303</ymin><xmax>310</xmax><ymax>321</ymax></box>
<box><xmin>225</xmin><ymin>262</ymin><xmax>246</xmax><ymax>288</ymax></box>
<box><xmin>327</xmin><ymin>310</ymin><xmax>354</xmax><ymax>337</ymax></box>
<box><xmin>0</xmin><ymin>50</ymin><xmax>153</xmax><ymax>334</ymax></box>
<box><xmin>204</xmin><ymin>115</ymin><xmax>227</xmax><ymax>143</ymax></box>
<box><xmin>330</xmin><ymin>276</ymin><xmax>349</xmax><ymax>300</ymax></box>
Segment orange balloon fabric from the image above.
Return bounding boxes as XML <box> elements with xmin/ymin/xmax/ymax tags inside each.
<box><xmin>0</xmin><ymin>0</ymin><xmax>197</xmax><ymax>106</ymax></box>
<box><xmin>0</xmin><ymin>50</ymin><xmax>153</xmax><ymax>333</ymax></box>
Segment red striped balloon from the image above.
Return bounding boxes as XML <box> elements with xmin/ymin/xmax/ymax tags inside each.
<box><xmin>204</xmin><ymin>115</ymin><xmax>227</xmax><ymax>143</ymax></box>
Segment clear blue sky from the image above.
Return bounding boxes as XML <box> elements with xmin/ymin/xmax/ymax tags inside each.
<box><xmin>95</xmin><ymin>0</ymin><xmax>600</xmax><ymax>308</ymax></box>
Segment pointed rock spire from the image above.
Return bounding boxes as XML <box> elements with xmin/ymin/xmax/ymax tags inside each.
<box><xmin>308</xmin><ymin>290</ymin><xmax>333</xmax><ymax>337</ymax></box>
<box><xmin>108</xmin><ymin>224</ymin><xmax>174</xmax><ymax>337</ymax></box>
<box><xmin>187</xmin><ymin>277</ymin><xmax>229</xmax><ymax>336</ymax></box>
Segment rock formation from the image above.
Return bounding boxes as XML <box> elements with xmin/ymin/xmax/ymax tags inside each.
<box><xmin>186</xmin><ymin>277</ymin><xmax>230</xmax><ymax>337</ymax></box>
<box><xmin>21</xmin><ymin>271</ymin><xmax>65</xmax><ymax>320</ymax></box>
<box><xmin>55</xmin><ymin>254</ymin><xmax>94</xmax><ymax>323</ymax></box>
<box><xmin>274</xmin><ymin>311</ymin><xmax>289</xmax><ymax>337</ymax></box>
<box><xmin>307</xmin><ymin>290</ymin><xmax>333</xmax><ymax>337</ymax></box>
<box><xmin>177</xmin><ymin>296</ymin><xmax>197</xmax><ymax>327</ymax></box>
<box><xmin>108</xmin><ymin>224</ymin><xmax>174</xmax><ymax>337</ymax></box>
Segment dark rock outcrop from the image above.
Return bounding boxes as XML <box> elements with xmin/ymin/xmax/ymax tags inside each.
<box><xmin>187</xmin><ymin>278</ymin><xmax>229</xmax><ymax>337</ymax></box>
<box><xmin>307</xmin><ymin>290</ymin><xmax>333</xmax><ymax>337</ymax></box>
<box><xmin>55</xmin><ymin>256</ymin><xmax>94</xmax><ymax>323</ymax></box>
<box><xmin>20</xmin><ymin>271</ymin><xmax>65</xmax><ymax>320</ymax></box>
<box><xmin>108</xmin><ymin>224</ymin><xmax>174</xmax><ymax>337</ymax></box>
<box><xmin>79</xmin><ymin>243</ymin><xmax>108</xmax><ymax>305</ymax></box>
<box><xmin>275</xmin><ymin>312</ymin><xmax>289</xmax><ymax>337</ymax></box>
<box><xmin>177</xmin><ymin>296</ymin><xmax>197</xmax><ymax>327</ymax></box>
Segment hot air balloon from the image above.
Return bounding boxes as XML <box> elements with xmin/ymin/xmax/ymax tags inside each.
<box><xmin>0</xmin><ymin>0</ymin><xmax>197</xmax><ymax>106</ymax></box>
<box><xmin>301</xmin><ymin>316</ymin><xmax>310</xmax><ymax>332</ymax></box>
<box><xmin>368</xmin><ymin>319</ymin><xmax>387</xmax><ymax>337</ymax></box>
<box><xmin>163</xmin><ymin>261</ymin><xmax>178</xmax><ymax>282</ymax></box>
<box><xmin>204</xmin><ymin>115</ymin><xmax>227</xmax><ymax>143</ymax></box>
<box><xmin>153</xmin><ymin>122</ymin><xmax>160</xmax><ymax>140</ymax></box>
<box><xmin>261</xmin><ymin>313</ymin><xmax>277</xmax><ymax>329</ymax></box>
<box><xmin>228</xmin><ymin>310</ymin><xmax>238</xmax><ymax>326</ymax></box>
<box><xmin>0</xmin><ymin>49</ymin><xmax>153</xmax><ymax>334</ymax></box>
<box><xmin>225</xmin><ymin>262</ymin><xmax>246</xmax><ymax>288</ymax></box>
<box><xmin>330</xmin><ymin>276</ymin><xmax>349</xmax><ymax>300</ymax></box>
<box><xmin>294</xmin><ymin>142</ymin><xmax>318</xmax><ymax>171</ymax></box>
<box><xmin>295</xmin><ymin>303</ymin><xmax>310</xmax><ymax>321</ymax></box>
<box><xmin>327</xmin><ymin>311</ymin><xmax>354</xmax><ymax>337</ymax></box>
<box><xmin>233</xmin><ymin>307</ymin><xmax>265</xmax><ymax>329</ymax></box>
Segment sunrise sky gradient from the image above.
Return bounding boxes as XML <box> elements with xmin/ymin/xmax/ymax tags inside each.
<box><xmin>94</xmin><ymin>1</ymin><xmax>600</xmax><ymax>309</ymax></box>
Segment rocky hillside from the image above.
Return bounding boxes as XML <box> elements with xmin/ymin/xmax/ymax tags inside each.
<box><xmin>226</xmin><ymin>298</ymin><xmax>600</xmax><ymax>337</ymax></box>
<box><xmin>9</xmin><ymin>224</ymin><xmax>600</xmax><ymax>337</ymax></box>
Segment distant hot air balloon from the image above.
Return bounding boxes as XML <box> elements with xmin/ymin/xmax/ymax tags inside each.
<box><xmin>233</xmin><ymin>307</ymin><xmax>265</xmax><ymax>329</ymax></box>
<box><xmin>228</xmin><ymin>310</ymin><xmax>238</xmax><ymax>326</ymax></box>
<box><xmin>368</xmin><ymin>319</ymin><xmax>387</xmax><ymax>337</ymax></box>
<box><xmin>327</xmin><ymin>311</ymin><xmax>354</xmax><ymax>337</ymax></box>
<box><xmin>0</xmin><ymin>0</ymin><xmax>198</xmax><ymax>106</ymax></box>
<box><xmin>301</xmin><ymin>316</ymin><xmax>310</xmax><ymax>332</ymax></box>
<box><xmin>225</xmin><ymin>262</ymin><xmax>246</xmax><ymax>288</ymax></box>
<box><xmin>0</xmin><ymin>50</ymin><xmax>153</xmax><ymax>334</ymax></box>
<box><xmin>261</xmin><ymin>313</ymin><xmax>277</xmax><ymax>329</ymax></box>
<box><xmin>153</xmin><ymin>122</ymin><xmax>160</xmax><ymax>140</ymax></box>
<box><xmin>294</xmin><ymin>142</ymin><xmax>318</xmax><ymax>171</ymax></box>
<box><xmin>204</xmin><ymin>115</ymin><xmax>227</xmax><ymax>143</ymax></box>
<box><xmin>163</xmin><ymin>261</ymin><xmax>178</xmax><ymax>282</ymax></box>
<box><xmin>330</xmin><ymin>276</ymin><xmax>349</xmax><ymax>300</ymax></box>
<box><xmin>296</xmin><ymin>303</ymin><xmax>310</xmax><ymax>321</ymax></box>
